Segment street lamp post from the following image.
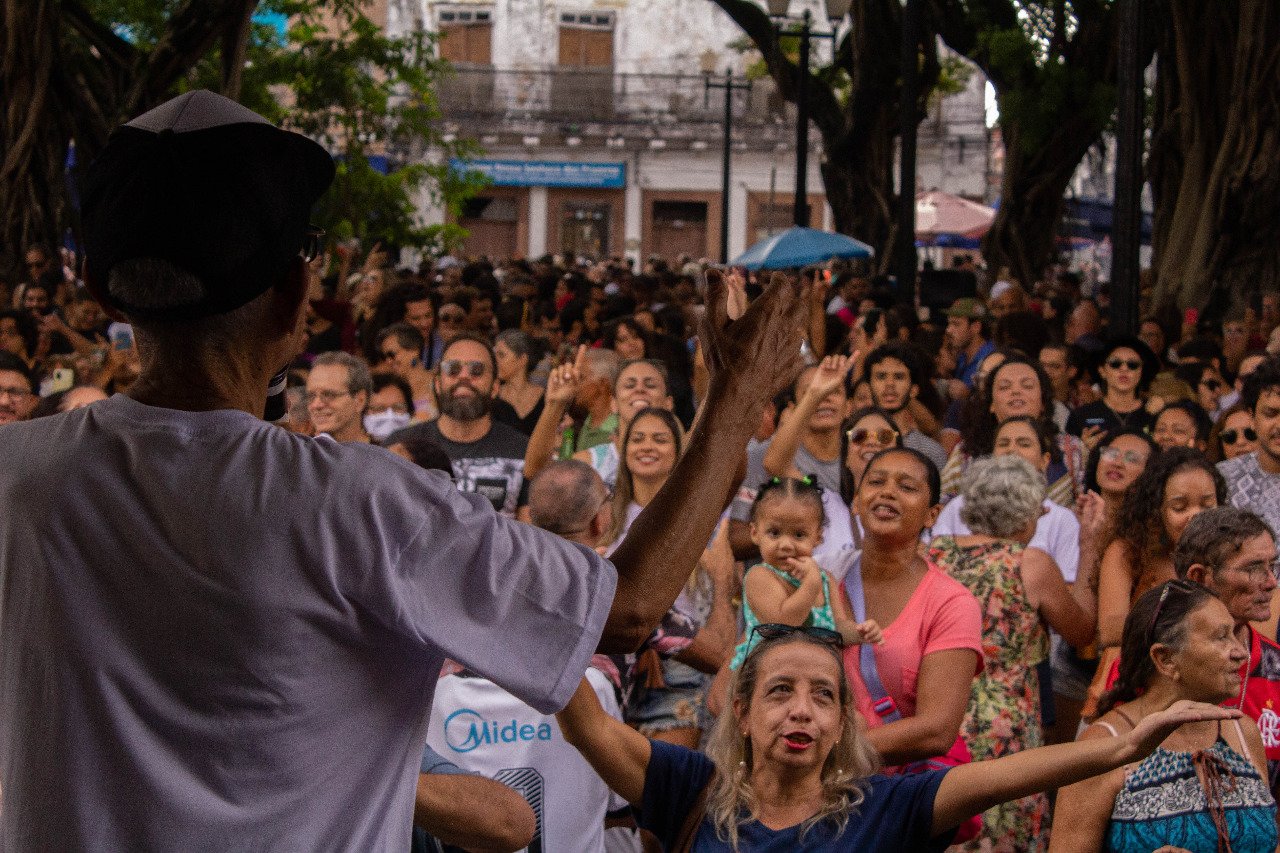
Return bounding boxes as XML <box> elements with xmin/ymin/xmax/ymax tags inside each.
<box><xmin>703</xmin><ymin>57</ymin><xmax>752</xmax><ymax>264</ymax></box>
<box><xmin>768</xmin><ymin>0</ymin><xmax>849</xmax><ymax>229</ymax></box>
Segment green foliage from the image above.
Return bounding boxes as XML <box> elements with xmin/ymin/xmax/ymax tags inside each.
<box><xmin>98</xmin><ymin>0</ymin><xmax>488</xmax><ymax>253</ymax></box>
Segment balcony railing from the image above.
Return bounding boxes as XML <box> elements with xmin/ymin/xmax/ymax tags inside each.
<box><xmin>437</xmin><ymin>66</ymin><xmax>789</xmax><ymax>128</ymax></box>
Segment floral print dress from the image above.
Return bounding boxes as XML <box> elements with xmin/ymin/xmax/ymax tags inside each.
<box><xmin>928</xmin><ymin>536</ymin><xmax>1051</xmax><ymax>853</ymax></box>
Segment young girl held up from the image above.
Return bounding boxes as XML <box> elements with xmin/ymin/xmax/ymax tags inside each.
<box><xmin>729</xmin><ymin>476</ymin><xmax>882</xmax><ymax>670</ymax></box>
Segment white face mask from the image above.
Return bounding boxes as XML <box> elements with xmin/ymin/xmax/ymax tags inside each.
<box><xmin>364</xmin><ymin>409</ymin><xmax>412</xmax><ymax>441</ymax></box>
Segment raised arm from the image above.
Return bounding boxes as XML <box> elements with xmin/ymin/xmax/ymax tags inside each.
<box><xmin>602</xmin><ymin>271</ymin><xmax>807</xmax><ymax>652</ymax></box>
<box><xmin>523</xmin><ymin>345</ymin><xmax>586</xmax><ymax>480</ymax></box>
<box><xmin>556</xmin><ymin>676</ymin><xmax>652</xmax><ymax>805</ymax></box>
<box><xmin>1023</xmin><ymin>547</ymin><xmax>1098</xmax><ymax>649</ymax></box>
<box><xmin>932</xmin><ymin>701</ymin><xmax>1241</xmax><ymax>836</ymax></box>
<box><xmin>761</xmin><ymin>354</ymin><xmax>854</xmax><ymax>479</ymax></box>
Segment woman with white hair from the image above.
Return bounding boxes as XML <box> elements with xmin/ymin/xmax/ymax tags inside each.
<box><xmin>928</xmin><ymin>454</ymin><xmax>1100</xmax><ymax>853</ymax></box>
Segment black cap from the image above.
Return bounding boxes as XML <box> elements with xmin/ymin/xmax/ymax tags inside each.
<box><xmin>83</xmin><ymin>90</ymin><xmax>335</xmax><ymax>321</ymax></box>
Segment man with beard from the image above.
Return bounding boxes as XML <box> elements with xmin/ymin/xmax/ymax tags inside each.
<box><xmin>388</xmin><ymin>332</ymin><xmax>529</xmax><ymax>517</ymax></box>
<box><xmin>865</xmin><ymin>343</ymin><xmax>948</xmax><ymax>470</ymax></box>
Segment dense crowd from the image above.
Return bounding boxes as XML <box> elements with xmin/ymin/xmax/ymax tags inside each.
<box><xmin>8</xmin><ymin>91</ymin><xmax>1280</xmax><ymax>853</ymax></box>
<box><xmin>7</xmin><ymin>231</ymin><xmax>1280</xmax><ymax>852</ymax></box>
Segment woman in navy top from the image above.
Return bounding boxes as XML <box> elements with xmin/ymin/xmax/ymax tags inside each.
<box><xmin>556</xmin><ymin>625</ymin><xmax>1243</xmax><ymax>852</ymax></box>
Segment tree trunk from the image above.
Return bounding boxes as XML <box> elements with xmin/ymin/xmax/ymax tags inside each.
<box><xmin>712</xmin><ymin>0</ymin><xmax>932</xmax><ymax>270</ymax></box>
<box><xmin>0</xmin><ymin>0</ymin><xmax>260</xmax><ymax>278</ymax></box>
<box><xmin>1</xmin><ymin>0</ymin><xmax>65</xmax><ymax>268</ymax></box>
<box><xmin>1149</xmin><ymin>0</ymin><xmax>1280</xmax><ymax>314</ymax></box>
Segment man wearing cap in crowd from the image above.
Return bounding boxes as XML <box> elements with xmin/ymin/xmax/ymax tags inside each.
<box><xmin>0</xmin><ymin>90</ymin><xmax>807</xmax><ymax>851</ymax></box>
<box><xmin>945</xmin><ymin>296</ymin><xmax>994</xmax><ymax>400</ymax></box>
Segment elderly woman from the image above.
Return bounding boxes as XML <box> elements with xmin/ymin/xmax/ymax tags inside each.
<box><xmin>929</xmin><ymin>455</ymin><xmax>1100</xmax><ymax>852</ymax></box>
<box><xmin>1051</xmin><ymin>581</ymin><xmax>1277</xmax><ymax>853</ymax></box>
<box><xmin>556</xmin><ymin>622</ymin><xmax>1240</xmax><ymax>852</ymax></box>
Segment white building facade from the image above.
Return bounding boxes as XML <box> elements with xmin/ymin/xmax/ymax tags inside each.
<box><xmin>388</xmin><ymin>0</ymin><xmax>992</xmax><ymax>266</ymax></box>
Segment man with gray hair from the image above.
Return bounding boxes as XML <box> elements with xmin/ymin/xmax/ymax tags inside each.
<box><xmin>307</xmin><ymin>350</ymin><xmax>373</xmax><ymax>443</ymax></box>
<box><xmin>1174</xmin><ymin>506</ymin><xmax>1280</xmax><ymax>787</ymax></box>
<box><xmin>0</xmin><ymin>89</ymin><xmax>807</xmax><ymax>851</ymax></box>
<box><xmin>528</xmin><ymin>459</ymin><xmax>613</xmax><ymax>544</ymax></box>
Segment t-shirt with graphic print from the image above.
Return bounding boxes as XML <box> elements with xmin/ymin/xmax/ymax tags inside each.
<box><xmin>389</xmin><ymin>420</ymin><xmax>530</xmax><ymax>517</ymax></box>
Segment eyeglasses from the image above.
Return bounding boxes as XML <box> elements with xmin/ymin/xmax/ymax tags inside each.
<box><xmin>1107</xmin><ymin>358</ymin><xmax>1143</xmax><ymax>371</ymax></box>
<box><xmin>0</xmin><ymin>386</ymin><xmax>34</xmax><ymax>401</ymax></box>
<box><xmin>749</xmin><ymin>623</ymin><xmax>845</xmax><ymax>651</ymax></box>
<box><xmin>302</xmin><ymin>225</ymin><xmax>325</xmax><ymax>262</ymax></box>
<box><xmin>1147</xmin><ymin>579</ymin><xmax>1198</xmax><ymax>649</ymax></box>
<box><xmin>848</xmin><ymin>427</ymin><xmax>899</xmax><ymax>446</ymax></box>
<box><xmin>440</xmin><ymin>359</ymin><xmax>488</xmax><ymax>378</ymax></box>
<box><xmin>1227</xmin><ymin>558</ymin><xmax>1280</xmax><ymax>585</ymax></box>
<box><xmin>1100</xmin><ymin>446</ymin><xmax>1147</xmax><ymax>465</ymax></box>
<box><xmin>304</xmin><ymin>389</ymin><xmax>353</xmax><ymax>405</ymax></box>
<box><xmin>438</xmin><ymin>312</ymin><xmax>465</xmax><ymax>324</ymax></box>
<box><xmin>1221</xmin><ymin>427</ymin><xmax>1258</xmax><ymax>445</ymax></box>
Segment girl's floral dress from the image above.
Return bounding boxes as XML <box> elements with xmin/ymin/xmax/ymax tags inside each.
<box><xmin>928</xmin><ymin>536</ymin><xmax>1051</xmax><ymax>853</ymax></box>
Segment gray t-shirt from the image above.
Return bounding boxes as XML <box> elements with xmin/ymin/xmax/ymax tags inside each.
<box><xmin>730</xmin><ymin>437</ymin><xmax>843</xmax><ymax>522</ymax></box>
<box><xmin>0</xmin><ymin>395</ymin><xmax>615</xmax><ymax>852</ymax></box>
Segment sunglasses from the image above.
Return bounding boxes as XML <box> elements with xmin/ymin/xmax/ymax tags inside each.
<box><xmin>1221</xmin><ymin>427</ymin><xmax>1257</xmax><ymax>445</ymax></box>
<box><xmin>1106</xmin><ymin>358</ymin><xmax>1143</xmax><ymax>371</ymax></box>
<box><xmin>1147</xmin><ymin>579</ymin><xmax>1198</xmax><ymax>650</ymax></box>
<box><xmin>749</xmin><ymin>623</ymin><xmax>844</xmax><ymax>651</ymax></box>
<box><xmin>848</xmin><ymin>427</ymin><xmax>899</xmax><ymax>446</ymax></box>
<box><xmin>440</xmin><ymin>359</ymin><xmax>488</xmax><ymax>378</ymax></box>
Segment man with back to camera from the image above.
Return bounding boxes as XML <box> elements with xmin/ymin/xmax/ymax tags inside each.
<box><xmin>0</xmin><ymin>90</ymin><xmax>808</xmax><ymax>851</ymax></box>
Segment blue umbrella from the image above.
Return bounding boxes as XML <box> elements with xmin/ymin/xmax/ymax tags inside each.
<box><xmin>730</xmin><ymin>226</ymin><xmax>874</xmax><ymax>270</ymax></box>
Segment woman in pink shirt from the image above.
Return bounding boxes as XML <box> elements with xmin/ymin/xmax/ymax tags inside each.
<box><xmin>843</xmin><ymin>448</ymin><xmax>983</xmax><ymax>766</ymax></box>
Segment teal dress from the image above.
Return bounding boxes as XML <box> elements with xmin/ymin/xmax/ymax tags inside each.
<box><xmin>729</xmin><ymin>564</ymin><xmax>837</xmax><ymax>670</ymax></box>
<box><xmin>1105</xmin><ymin>720</ymin><xmax>1277</xmax><ymax>853</ymax></box>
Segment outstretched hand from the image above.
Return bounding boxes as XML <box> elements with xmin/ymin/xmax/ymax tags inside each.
<box><xmin>1125</xmin><ymin>701</ymin><xmax>1242</xmax><ymax>763</ymax></box>
<box><xmin>700</xmin><ymin>268</ymin><xmax>807</xmax><ymax>410</ymax></box>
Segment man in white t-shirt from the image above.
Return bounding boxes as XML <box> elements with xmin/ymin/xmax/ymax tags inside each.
<box><xmin>0</xmin><ymin>91</ymin><xmax>807</xmax><ymax>852</ymax></box>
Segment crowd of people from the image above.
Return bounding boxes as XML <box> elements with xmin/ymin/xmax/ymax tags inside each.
<box><xmin>6</xmin><ymin>89</ymin><xmax>1280</xmax><ymax>853</ymax></box>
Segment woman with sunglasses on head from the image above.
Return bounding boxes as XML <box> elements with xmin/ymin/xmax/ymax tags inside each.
<box><xmin>929</xmin><ymin>455</ymin><xmax>1101</xmax><ymax>853</ymax></box>
<box><xmin>1066</xmin><ymin>336</ymin><xmax>1159</xmax><ymax>452</ymax></box>
<box><xmin>600</xmin><ymin>407</ymin><xmax>737</xmax><ymax>750</ymax></box>
<box><xmin>1210</xmin><ymin>403</ymin><xmax>1260</xmax><ymax>463</ymax></box>
<box><xmin>555</xmin><ymin>618</ymin><xmax>1239</xmax><ymax>853</ymax></box>
<box><xmin>1051</xmin><ymin>581</ymin><xmax>1277</xmax><ymax>853</ymax></box>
